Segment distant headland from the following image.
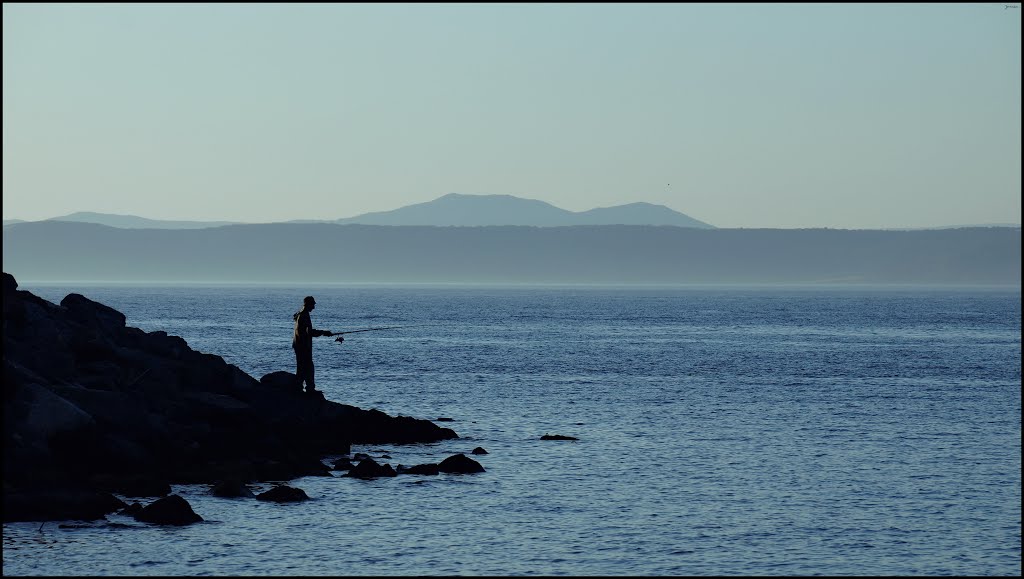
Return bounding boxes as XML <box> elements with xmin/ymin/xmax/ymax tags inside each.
<box><xmin>3</xmin><ymin>220</ymin><xmax>1019</xmax><ymax>285</ymax></box>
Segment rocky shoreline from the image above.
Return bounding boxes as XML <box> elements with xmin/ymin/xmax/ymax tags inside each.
<box><xmin>2</xmin><ymin>272</ymin><xmax>464</xmax><ymax>523</ymax></box>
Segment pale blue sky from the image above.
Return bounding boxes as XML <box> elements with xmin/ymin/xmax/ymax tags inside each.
<box><xmin>3</xmin><ymin>3</ymin><xmax>1020</xmax><ymax>228</ymax></box>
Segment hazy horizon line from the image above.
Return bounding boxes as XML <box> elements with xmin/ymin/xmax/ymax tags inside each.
<box><xmin>15</xmin><ymin>278</ymin><xmax>1022</xmax><ymax>291</ymax></box>
<box><xmin>2</xmin><ymin>215</ymin><xmax>1020</xmax><ymax>231</ymax></box>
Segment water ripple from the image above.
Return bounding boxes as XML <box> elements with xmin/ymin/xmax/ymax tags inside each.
<box><xmin>6</xmin><ymin>285</ymin><xmax>1020</xmax><ymax>576</ymax></box>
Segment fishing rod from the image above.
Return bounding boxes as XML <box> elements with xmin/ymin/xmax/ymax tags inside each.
<box><xmin>332</xmin><ymin>325</ymin><xmax>425</xmax><ymax>343</ymax></box>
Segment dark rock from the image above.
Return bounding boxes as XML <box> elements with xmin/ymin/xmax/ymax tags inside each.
<box><xmin>436</xmin><ymin>417</ymin><xmax>454</xmax><ymax>422</ymax></box>
<box><xmin>120</xmin><ymin>502</ymin><xmax>143</xmax><ymax>516</ymax></box>
<box><xmin>90</xmin><ymin>474</ymin><xmax>171</xmax><ymax>498</ymax></box>
<box><xmin>471</xmin><ymin>447</ymin><xmax>488</xmax><ymax>455</ymax></box>
<box><xmin>133</xmin><ymin>494</ymin><xmax>203</xmax><ymax>525</ymax></box>
<box><xmin>8</xmin><ymin>379</ymin><xmax>98</xmax><ymax>454</ymax></box>
<box><xmin>541</xmin><ymin>434</ymin><xmax>579</xmax><ymax>441</ymax></box>
<box><xmin>352</xmin><ymin>453</ymin><xmax>371</xmax><ymax>461</ymax></box>
<box><xmin>397</xmin><ymin>463</ymin><xmax>440</xmax><ymax>476</ymax></box>
<box><xmin>331</xmin><ymin>458</ymin><xmax>354</xmax><ymax>471</ymax></box>
<box><xmin>61</xmin><ymin>293</ymin><xmax>126</xmax><ymax>333</ymax></box>
<box><xmin>2</xmin><ymin>271</ymin><xmax>17</xmax><ymax>293</ymax></box>
<box><xmin>259</xmin><ymin>371</ymin><xmax>300</xmax><ymax>392</ymax></box>
<box><xmin>338</xmin><ymin>410</ymin><xmax>457</xmax><ymax>445</ymax></box>
<box><xmin>346</xmin><ymin>458</ymin><xmax>397</xmax><ymax>479</ymax></box>
<box><xmin>438</xmin><ymin>453</ymin><xmax>485</xmax><ymax>474</ymax></box>
<box><xmin>210</xmin><ymin>479</ymin><xmax>255</xmax><ymax>498</ymax></box>
<box><xmin>2</xmin><ymin>489</ymin><xmax>127</xmax><ymax>522</ymax></box>
<box><xmin>3</xmin><ymin>272</ymin><xmax>458</xmax><ymax>520</ymax></box>
<box><xmin>57</xmin><ymin>522</ymin><xmax>97</xmax><ymax>529</ymax></box>
<box><xmin>255</xmin><ymin>485</ymin><xmax>309</xmax><ymax>502</ymax></box>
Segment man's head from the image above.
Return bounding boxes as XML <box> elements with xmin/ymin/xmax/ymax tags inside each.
<box><xmin>303</xmin><ymin>296</ymin><xmax>316</xmax><ymax>310</ymax></box>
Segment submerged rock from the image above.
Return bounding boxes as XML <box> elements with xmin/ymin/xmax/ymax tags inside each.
<box><xmin>471</xmin><ymin>447</ymin><xmax>488</xmax><ymax>455</ymax></box>
<box><xmin>540</xmin><ymin>434</ymin><xmax>579</xmax><ymax>441</ymax></box>
<box><xmin>397</xmin><ymin>463</ymin><xmax>440</xmax><ymax>476</ymax></box>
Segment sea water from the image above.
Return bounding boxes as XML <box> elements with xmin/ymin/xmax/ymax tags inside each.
<box><xmin>3</xmin><ymin>284</ymin><xmax>1021</xmax><ymax>576</ymax></box>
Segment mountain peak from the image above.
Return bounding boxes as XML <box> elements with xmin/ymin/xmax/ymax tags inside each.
<box><xmin>336</xmin><ymin>194</ymin><xmax>715</xmax><ymax>228</ymax></box>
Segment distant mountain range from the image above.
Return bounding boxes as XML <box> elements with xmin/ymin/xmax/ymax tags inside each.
<box><xmin>4</xmin><ymin>194</ymin><xmax>1018</xmax><ymax>230</ymax></box>
<box><xmin>332</xmin><ymin>193</ymin><xmax>715</xmax><ymax>228</ymax></box>
<box><xmin>2</xmin><ymin>212</ymin><xmax>241</xmax><ymax>229</ymax></box>
<box><xmin>2</xmin><ymin>194</ymin><xmax>715</xmax><ymax>229</ymax></box>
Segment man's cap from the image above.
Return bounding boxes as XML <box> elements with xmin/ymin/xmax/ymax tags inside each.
<box><xmin>303</xmin><ymin>296</ymin><xmax>316</xmax><ymax>305</ymax></box>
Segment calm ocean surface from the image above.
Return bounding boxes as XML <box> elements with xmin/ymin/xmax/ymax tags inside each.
<box><xmin>3</xmin><ymin>284</ymin><xmax>1021</xmax><ymax>576</ymax></box>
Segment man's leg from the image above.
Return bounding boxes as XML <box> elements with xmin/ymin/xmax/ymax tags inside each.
<box><xmin>295</xmin><ymin>350</ymin><xmax>311</xmax><ymax>392</ymax></box>
<box><xmin>305</xmin><ymin>359</ymin><xmax>317</xmax><ymax>393</ymax></box>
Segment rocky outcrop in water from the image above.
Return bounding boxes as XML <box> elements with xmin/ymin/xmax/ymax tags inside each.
<box><xmin>437</xmin><ymin>454</ymin><xmax>485</xmax><ymax>473</ymax></box>
<box><xmin>346</xmin><ymin>457</ymin><xmax>398</xmax><ymax>479</ymax></box>
<box><xmin>540</xmin><ymin>434</ymin><xmax>578</xmax><ymax>441</ymax></box>
<box><xmin>133</xmin><ymin>494</ymin><xmax>203</xmax><ymax>525</ymax></box>
<box><xmin>397</xmin><ymin>463</ymin><xmax>440</xmax><ymax>476</ymax></box>
<box><xmin>2</xmin><ymin>272</ymin><xmax>458</xmax><ymax>522</ymax></box>
<box><xmin>255</xmin><ymin>485</ymin><xmax>309</xmax><ymax>503</ymax></box>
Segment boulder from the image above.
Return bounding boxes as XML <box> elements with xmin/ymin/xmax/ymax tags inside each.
<box><xmin>260</xmin><ymin>371</ymin><xmax>301</xmax><ymax>393</ymax></box>
<box><xmin>255</xmin><ymin>485</ymin><xmax>309</xmax><ymax>502</ymax></box>
<box><xmin>346</xmin><ymin>458</ymin><xmax>397</xmax><ymax>479</ymax></box>
<box><xmin>437</xmin><ymin>454</ymin><xmax>485</xmax><ymax>474</ymax></box>
<box><xmin>2</xmin><ymin>271</ymin><xmax>16</xmax><ymax>293</ymax></box>
<box><xmin>61</xmin><ymin>293</ymin><xmax>126</xmax><ymax>333</ymax></box>
<box><xmin>132</xmin><ymin>494</ymin><xmax>203</xmax><ymax>525</ymax></box>
<box><xmin>8</xmin><ymin>380</ymin><xmax>98</xmax><ymax>456</ymax></box>
<box><xmin>471</xmin><ymin>447</ymin><xmax>488</xmax><ymax>455</ymax></box>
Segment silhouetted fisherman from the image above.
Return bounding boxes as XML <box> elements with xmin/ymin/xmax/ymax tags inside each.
<box><xmin>292</xmin><ymin>296</ymin><xmax>337</xmax><ymax>395</ymax></box>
